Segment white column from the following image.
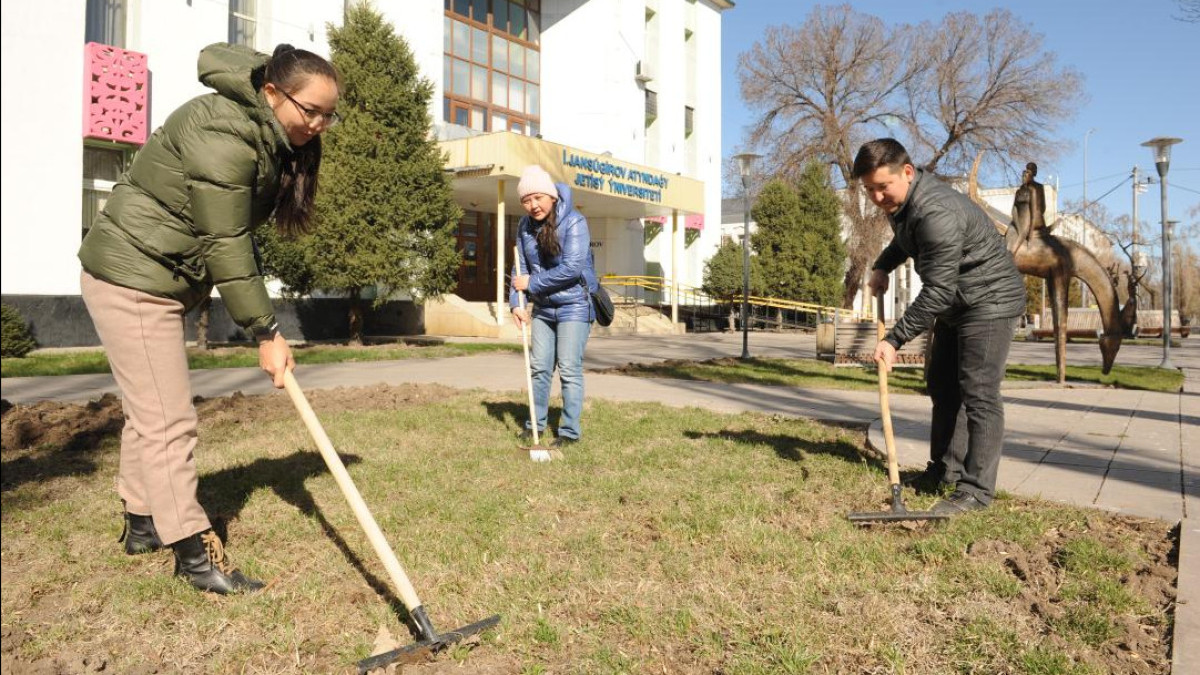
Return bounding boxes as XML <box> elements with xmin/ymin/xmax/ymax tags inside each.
<box><xmin>671</xmin><ymin>209</ymin><xmax>680</xmax><ymax>326</ymax></box>
<box><xmin>496</xmin><ymin>179</ymin><xmax>507</xmax><ymax>325</ymax></box>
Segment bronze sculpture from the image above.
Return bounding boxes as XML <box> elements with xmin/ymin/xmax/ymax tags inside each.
<box><xmin>1010</xmin><ymin>162</ymin><xmax>1047</xmax><ymax>250</ymax></box>
<box><xmin>970</xmin><ymin>156</ymin><xmax>1125</xmax><ymax>382</ymax></box>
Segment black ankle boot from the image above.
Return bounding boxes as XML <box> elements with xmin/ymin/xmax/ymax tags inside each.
<box><xmin>119</xmin><ymin>511</ymin><xmax>164</xmax><ymax>555</ymax></box>
<box><xmin>172</xmin><ymin>530</ymin><xmax>265</xmax><ymax>595</ymax></box>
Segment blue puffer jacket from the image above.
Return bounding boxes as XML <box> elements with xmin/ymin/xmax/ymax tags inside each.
<box><xmin>509</xmin><ymin>182</ymin><xmax>597</xmax><ymax>323</ymax></box>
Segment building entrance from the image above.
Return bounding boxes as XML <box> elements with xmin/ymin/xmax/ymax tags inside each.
<box><xmin>455</xmin><ymin>211</ymin><xmax>518</xmax><ymax>302</ymax></box>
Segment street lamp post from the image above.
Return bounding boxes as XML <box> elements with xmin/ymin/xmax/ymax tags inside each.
<box><xmin>1083</xmin><ymin>128</ymin><xmax>1098</xmax><ymax>207</ymax></box>
<box><xmin>1130</xmin><ymin>166</ymin><xmax>1154</xmax><ymax>310</ymax></box>
<box><xmin>1080</xmin><ymin>128</ymin><xmax>1098</xmax><ymax>308</ymax></box>
<box><xmin>1141</xmin><ymin>136</ymin><xmax>1183</xmax><ymax>369</ymax></box>
<box><xmin>733</xmin><ymin>153</ymin><xmax>761</xmax><ymax>360</ymax></box>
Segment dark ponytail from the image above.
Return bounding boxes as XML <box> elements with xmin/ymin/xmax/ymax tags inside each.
<box><xmin>263</xmin><ymin>44</ymin><xmax>341</xmax><ymax>237</ymax></box>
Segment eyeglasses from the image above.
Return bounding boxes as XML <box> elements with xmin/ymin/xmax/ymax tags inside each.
<box><xmin>279</xmin><ymin>89</ymin><xmax>341</xmax><ymax>128</ymax></box>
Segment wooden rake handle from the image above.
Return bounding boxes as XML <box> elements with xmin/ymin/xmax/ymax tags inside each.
<box><xmin>514</xmin><ymin>245</ymin><xmax>542</xmax><ymax>447</ymax></box>
<box><xmin>283</xmin><ymin>370</ymin><xmax>424</xmax><ymax>612</ymax></box>
<box><xmin>876</xmin><ymin>294</ymin><xmax>900</xmax><ymax>486</ymax></box>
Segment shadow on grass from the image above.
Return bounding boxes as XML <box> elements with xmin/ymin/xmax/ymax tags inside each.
<box><xmin>611</xmin><ymin>357</ymin><xmax>928</xmax><ymax>394</ymax></box>
<box><xmin>683</xmin><ymin>427</ymin><xmax>871</xmax><ymax>467</ymax></box>
<box><xmin>481</xmin><ymin>399</ymin><xmax>562</xmax><ymax>435</ymax></box>
<box><xmin>1003</xmin><ymin>364</ymin><xmax>1183</xmax><ymax>394</ymax></box>
<box><xmin>197</xmin><ymin>451</ymin><xmax>416</xmax><ymax>632</ymax></box>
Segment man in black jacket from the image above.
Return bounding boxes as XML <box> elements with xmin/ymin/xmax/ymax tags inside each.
<box><xmin>853</xmin><ymin>139</ymin><xmax>1026</xmax><ymax>515</ymax></box>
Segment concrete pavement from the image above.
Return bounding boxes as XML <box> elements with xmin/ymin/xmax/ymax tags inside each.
<box><xmin>2</xmin><ymin>330</ymin><xmax>1196</xmax><ymax>671</ymax></box>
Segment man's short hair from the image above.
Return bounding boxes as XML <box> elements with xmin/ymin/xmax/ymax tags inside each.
<box><xmin>851</xmin><ymin>138</ymin><xmax>912</xmax><ymax>179</ymax></box>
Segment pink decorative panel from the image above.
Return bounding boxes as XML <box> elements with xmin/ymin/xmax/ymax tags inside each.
<box><xmin>643</xmin><ymin>215</ymin><xmax>704</xmax><ymax>230</ymax></box>
<box><xmin>84</xmin><ymin>42</ymin><xmax>148</xmax><ymax>145</ymax></box>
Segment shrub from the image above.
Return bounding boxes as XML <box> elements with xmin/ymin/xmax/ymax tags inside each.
<box><xmin>1</xmin><ymin>303</ymin><xmax>37</xmax><ymax>358</ymax></box>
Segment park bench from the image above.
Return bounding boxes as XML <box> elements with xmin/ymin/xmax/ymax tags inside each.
<box><xmin>817</xmin><ymin>317</ymin><xmax>929</xmax><ymax>367</ymax></box>
<box><xmin>1133</xmin><ymin>310</ymin><xmax>1191</xmax><ymax>339</ymax></box>
<box><xmin>1030</xmin><ymin>308</ymin><xmax>1103</xmax><ymax>341</ymax></box>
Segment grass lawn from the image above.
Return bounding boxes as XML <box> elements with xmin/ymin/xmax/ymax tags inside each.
<box><xmin>1017</xmin><ymin>335</ymin><xmax>1186</xmax><ymax>348</ymax></box>
<box><xmin>604</xmin><ymin>357</ymin><xmax>1185</xmax><ymax>394</ymax></box>
<box><xmin>0</xmin><ymin>341</ymin><xmax>522</xmax><ymax>379</ymax></box>
<box><xmin>0</xmin><ymin>386</ymin><xmax>1175</xmax><ymax>674</ymax></box>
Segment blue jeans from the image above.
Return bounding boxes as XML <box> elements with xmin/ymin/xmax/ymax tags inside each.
<box><xmin>529</xmin><ymin>318</ymin><xmax>591</xmax><ymax>440</ymax></box>
<box><xmin>925</xmin><ymin>316</ymin><xmax>1017</xmax><ymax>505</ymax></box>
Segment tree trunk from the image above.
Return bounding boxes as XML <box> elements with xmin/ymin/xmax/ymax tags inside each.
<box><xmin>195</xmin><ymin>298</ymin><xmax>212</xmax><ymax>350</ymax></box>
<box><xmin>840</xmin><ymin>188</ymin><xmax>885</xmax><ymax>309</ymax></box>
<box><xmin>348</xmin><ymin>287</ymin><xmax>364</xmax><ymax>346</ymax></box>
<box><xmin>842</xmin><ymin>259</ymin><xmax>867</xmax><ymax>308</ymax></box>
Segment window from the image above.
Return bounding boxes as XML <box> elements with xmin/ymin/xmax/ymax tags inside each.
<box><xmin>645</xmin><ymin>89</ymin><xmax>658</xmax><ymax>126</ymax></box>
<box><xmin>444</xmin><ymin>0</ymin><xmax>541</xmax><ymax>134</ymax></box>
<box><xmin>86</xmin><ymin>0</ymin><xmax>125</xmax><ymax>46</ymax></box>
<box><xmin>82</xmin><ymin>145</ymin><xmax>131</xmax><ymax>237</ymax></box>
<box><xmin>229</xmin><ymin>0</ymin><xmax>256</xmax><ymax>48</ymax></box>
<box><xmin>684</xmin><ymin>106</ymin><xmax>694</xmax><ymax>138</ymax></box>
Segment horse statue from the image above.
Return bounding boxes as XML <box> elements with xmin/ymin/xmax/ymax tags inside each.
<box><xmin>969</xmin><ymin>157</ymin><xmax>1126</xmax><ymax>383</ymax></box>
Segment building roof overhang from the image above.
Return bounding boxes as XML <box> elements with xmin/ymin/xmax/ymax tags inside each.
<box><xmin>438</xmin><ymin>131</ymin><xmax>706</xmax><ymax>221</ymax></box>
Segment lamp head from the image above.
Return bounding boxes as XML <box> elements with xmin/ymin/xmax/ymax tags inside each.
<box><xmin>1141</xmin><ymin>137</ymin><xmax>1183</xmax><ymax>176</ymax></box>
<box><xmin>733</xmin><ymin>153</ymin><xmax>762</xmax><ymax>179</ymax></box>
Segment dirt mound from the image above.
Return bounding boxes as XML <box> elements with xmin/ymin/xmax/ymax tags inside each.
<box><xmin>1</xmin><ymin>393</ymin><xmax>124</xmax><ymax>455</ymax></box>
<box><xmin>1</xmin><ymin>384</ymin><xmax>459</xmax><ymax>455</ymax></box>
<box><xmin>964</xmin><ymin>517</ymin><xmax>1176</xmax><ymax>674</ymax></box>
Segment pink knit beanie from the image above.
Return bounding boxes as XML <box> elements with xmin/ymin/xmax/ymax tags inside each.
<box><xmin>518</xmin><ymin>165</ymin><xmax>557</xmax><ymax>199</ymax></box>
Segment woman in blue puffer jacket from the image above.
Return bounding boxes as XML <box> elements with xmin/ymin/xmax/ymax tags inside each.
<box><xmin>509</xmin><ymin>165</ymin><xmax>599</xmax><ymax>447</ymax></box>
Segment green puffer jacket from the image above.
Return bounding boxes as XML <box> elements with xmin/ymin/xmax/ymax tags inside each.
<box><xmin>79</xmin><ymin>43</ymin><xmax>293</xmax><ymax>335</ymax></box>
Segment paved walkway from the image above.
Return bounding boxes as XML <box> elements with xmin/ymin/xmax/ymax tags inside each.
<box><xmin>2</xmin><ymin>331</ymin><xmax>1197</xmax><ymax>672</ymax></box>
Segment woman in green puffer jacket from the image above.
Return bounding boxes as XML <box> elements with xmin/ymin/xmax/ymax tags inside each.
<box><xmin>77</xmin><ymin>43</ymin><xmax>340</xmax><ymax>594</ymax></box>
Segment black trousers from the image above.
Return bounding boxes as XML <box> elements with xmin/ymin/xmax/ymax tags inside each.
<box><xmin>925</xmin><ymin>315</ymin><xmax>1018</xmax><ymax>504</ymax></box>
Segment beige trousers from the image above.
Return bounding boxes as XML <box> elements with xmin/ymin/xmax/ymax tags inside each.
<box><xmin>81</xmin><ymin>271</ymin><xmax>210</xmax><ymax>545</ymax></box>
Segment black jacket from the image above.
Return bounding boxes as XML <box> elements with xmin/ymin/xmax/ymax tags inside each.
<box><xmin>872</xmin><ymin>168</ymin><xmax>1025</xmax><ymax>348</ymax></box>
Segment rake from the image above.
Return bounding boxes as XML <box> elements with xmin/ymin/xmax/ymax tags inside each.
<box><xmin>513</xmin><ymin>244</ymin><xmax>561</xmax><ymax>462</ymax></box>
<box><xmin>282</xmin><ymin>371</ymin><xmax>500</xmax><ymax>672</ymax></box>
<box><xmin>847</xmin><ymin>295</ymin><xmax>948</xmax><ymax>525</ymax></box>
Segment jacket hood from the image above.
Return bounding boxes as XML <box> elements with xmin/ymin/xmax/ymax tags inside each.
<box><xmin>553</xmin><ymin>182</ymin><xmax>575</xmax><ymax>220</ymax></box>
<box><xmin>197</xmin><ymin>43</ymin><xmax>269</xmax><ymax>107</ymax></box>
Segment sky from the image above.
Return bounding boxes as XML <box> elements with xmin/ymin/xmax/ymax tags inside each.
<box><xmin>720</xmin><ymin>0</ymin><xmax>1200</xmax><ymax>238</ymax></box>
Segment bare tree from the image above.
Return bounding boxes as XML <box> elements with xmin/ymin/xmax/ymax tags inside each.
<box><xmin>903</xmin><ymin>9</ymin><xmax>1085</xmax><ymax>179</ymax></box>
<box><xmin>1173</xmin><ymin>203</ymin><xmax>1200</xmax><ymax>322</ymax></box>
<box><xmin>738</xmin><ymin>5</ymin><xmax>920</xmax><ymax>305</ymax></box>
<box><xmin>1176</xmin><ymin>0</ymin><xmax>1200</xmax><ymax>22</ymax></box>
<box><xmin>738</xmin><ymin>5</ymin><xmax>918</xmax><ymax>181</ymax></box>
<box><xmin>737</xmin><ymin>5</ymin><xmax>1083</xmax><ymax>306</ymax></box>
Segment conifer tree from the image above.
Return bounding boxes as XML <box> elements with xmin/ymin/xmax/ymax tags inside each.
<box><xmin>793</xmin><ymin>160</ymin><xmax>846</xmax><ymax>308</ymax></box>
<box><xmin>261</xmin><ymin>5</ymin><xmax>461</xmax><ymax>343</ymax></box>
<box><xmin>702</xmin><ymin>241</ymin><xmax>764</xmax><ymax>331</ymax></box>
<box><xmin>751</xmin><ymin>163</ymin><xmax>844</xmax><ymax>310</ymax></box>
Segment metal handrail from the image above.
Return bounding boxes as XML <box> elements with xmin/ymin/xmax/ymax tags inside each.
<box><xmin>600</xmin><ymin>275</ymin><xmax>866</xmax><ymax>325</ymax></box>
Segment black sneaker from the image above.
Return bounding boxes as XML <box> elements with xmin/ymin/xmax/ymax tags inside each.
<box><xmin>931</xmin><ymin>490</ymin><xmax>988</xmax><ymax>515</ymax></box>
<box><xmin>901</xmin><ymin>463</ymin><xmax>954</xmax><ymax>495</ymax></box>
<box><xmin>518</xmin><ymin>428</ymin><xmax>546</xmax><ymax>443</ymax></box>
<box><xmin>550</xmin><ymin>436</ymin><xmax>579</xmax><ymax>449</ymax></box>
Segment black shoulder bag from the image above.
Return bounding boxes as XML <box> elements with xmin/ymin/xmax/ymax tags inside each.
<box><xmin>581</xmin><ymin>277</ymin><xmax>614</xmax><ymax>326</ymax></box>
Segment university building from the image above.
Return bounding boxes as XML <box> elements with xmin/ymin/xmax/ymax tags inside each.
<box><xmin>0</xmin><ymin>0</ymin><xmax>731</xmax><ymax>345</ymax></box>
